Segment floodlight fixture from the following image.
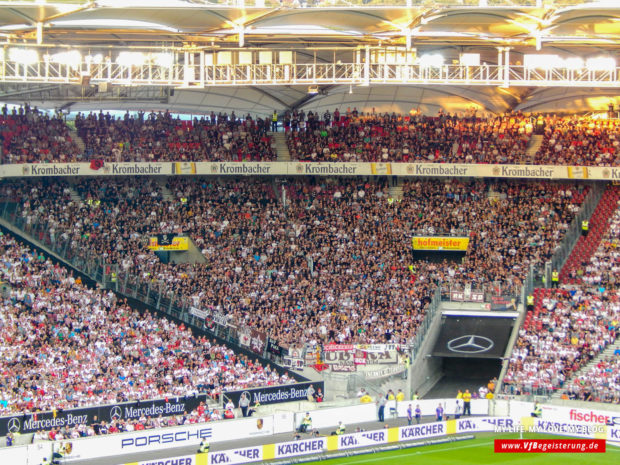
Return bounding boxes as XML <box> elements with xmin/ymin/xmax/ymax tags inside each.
<box><xmin>418</xmin><ymin>54</ymin><xmax>444</xmax><ymax>68</ymax></box>
<box><xmin>585</xmin><ymin>56</ymin><xmax>616</xmax><ymax>71</ymax></box>
<box><xmin>460</xmin><ymin>53</ymin><xmax>480</xmax><ymax>67</ymax></box>
<box><xmin>116</xmin><ymin>51</ymin><xmax>146</xmax><ymax>67</ymax></box>
<box><xmin>9</xmin><ymin>48</ymin><xmax>38</xmax><ymax>65</ymax></box>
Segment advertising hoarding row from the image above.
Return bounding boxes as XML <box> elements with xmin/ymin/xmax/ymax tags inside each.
<box><xmin>119</xmin><ymin>415</ymin><xmax>620</xmax><ymax>465</ymax></box>
<box><xmin>0</xmin><ymin>382</ymin><xmax>318</xmax><ymax>436</ymax></box>
<box><xmin>7</xmin><ymin>400</ymin><xmax>620</xmax><ymax>464</ymax></box>
<box><xmin>1</xmin><ymin>162</ymin><xmax>618</xmax><ymax>180</ymax></box>
<box><xmin>0</xmin><ymin>394</ymin><xmax>209</xmax><ymax>436</ymax></box>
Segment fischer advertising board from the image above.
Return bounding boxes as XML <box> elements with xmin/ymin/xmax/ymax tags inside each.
<box><xmin>541</xmin><ymin>404</ymin><xmax>620</xmax><ymax>426</ymax></box>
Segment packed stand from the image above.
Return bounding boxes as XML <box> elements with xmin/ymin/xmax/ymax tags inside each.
<box><xmin>2</xmin><ymin>104</ymin><xmax>620</xmax><ymax>166</ymax></box>
<box><xmin>74</xmin><ymin>110</ymin><xmax>275</xmax><ymax>162</ymax></box>
<box><xmin>503</xmin><ymin>182</ymin><xmax>619</xmax><ymax>402</ymax></box>
<box><xmin>503</xmin><ymin>287</ymin><xmax>619</xmax><ymax>398</ymax></box>
<box><xmin>286</xmin><ymin>108</ymin><xmax>532</xmax><ymax>164</ymax></box>
<box><xmin>0</xmin><ymin>231</ymin><xmax>292</xmax><ymax>419</ymax></box>
<box><xmin>535</xmin><ymin>115</ymin><xmax>620</xmax><ymax>167</ymax></box>
<box><xmin>2</xmin><ymin>178</ymin><xmax>586</xmax><ymax>351</ymax></box>
<box><xmin>0</xmin><ymin>104</ymin><xmax>80</xmax><ymax>164</ymax></box>
<box><xmin>563</xmin><ymin>355</ymin><xmax>620</xmax><ymax>403</ymax></box>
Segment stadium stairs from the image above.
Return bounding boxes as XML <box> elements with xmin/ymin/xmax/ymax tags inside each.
<box><xmin>551</xmin><ymin>338</ymin><xmax>620</xmax><ymax>400</ymax></box>
<box><xmin>388</xmin><ymin>177</ymin><xmax>404</xmax><ymax>201</ymax></box>
<box><xmin>156</xmin><ymin>178</ymin><xmax>176</xmax><ymax>201</ymax></box>
<box><xmin>69</xmin><ymin>128</ymin><xmax>86</xmax><ymax>155</ymax></box>
<box><xmin>560</xmin><ymin>185</ymin><xmax>620</xmax><ymax>284</ymax></box>
<box><xmin>524</xmin><ymin>134</ymin><xmax>544</xmax><ymax>163</ymax></box>
<box><xmin>272</xmin><ymin>132</ymin><xmax>291</xmax><ymax>161</ymax></box>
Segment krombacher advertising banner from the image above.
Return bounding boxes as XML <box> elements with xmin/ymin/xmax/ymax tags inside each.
<box><xmin>1</xmin><ymin>162</ymin><xmax>618</xmax><ymax>180</ymax></box>
<box><xmin>0</xmin><ymin>394</ymin><xmax>209</xmax><ymax>436</ymax></box>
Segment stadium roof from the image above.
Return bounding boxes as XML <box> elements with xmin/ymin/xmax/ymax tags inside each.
<box><xmin>0</xmin><ymin>1</ymin><xmax>618</xmax><ymax>48</ymax></box>
<box><xmin>0</xmin><ymin>1</ymin><xmax>618</xmax><ymax>115</ymax></box>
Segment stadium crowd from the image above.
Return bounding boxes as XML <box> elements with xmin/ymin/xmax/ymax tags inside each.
<box><xmin>503</xmin><ymin>287</ymin><xmax>618</xmax><ymax>398</ymax></box>
<box><xmin>503</xmin><ymin>188</ymin><xmax>619</xmax><ymax>402</ymax></box>
<box><xmin>0</xmin><ymin>105</ymin><xmax>79</xmax><ymax>164</ymax></box>
<box><xmin>0</xmin><ymin>232</ymin><xmax>292</xmax><ymax>418</ymax></box>
<box><xmin>286</xmin><ymin>109</ymin><xmax>531</xmax><ymax>164</ymax></box>
<box><xmin>0</xmin><ymin>105</ymin><xmax>618</xmax><ymax>165</ymax></box>
<box><xmin>2</xmin><ymin>177</ymin><xmax>587</xmax><ymax>350</ymax></box>
<box><xmin>534</xmin><ymin>115</ymin><xmax>620</xmax><ymax>167</ymax></box>
<box><xmin>74</xmin><ymin>110</ymin><xmax>276</xmax><ymax>162</ymax></box>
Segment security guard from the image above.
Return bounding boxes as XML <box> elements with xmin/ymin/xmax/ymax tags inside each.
<box><xmin>462</xmin><ymin>389</ymin><xmax>472</xmax><ymax>416</ymax></box>
<box><xmin>336</xmin><ymin>421</ymin><xmax>346</xmax><ymax>435</ymax></box>
<box><xmin>403</xmin><ymin>354</ymin><xmax>410</xmax><ymax>379</ymax></box>
<box><xmin>299</xmin><ymin>412</ymin><xmax>312</xmax><ymax>433</ymax></box>
<box><xmin>198</xmin><ymin>439</ymin><xmax>210</xmax><ymax>453</ymax></box>
<box><xmin>551</xmin><ymin>269</ymin><xmax>559</xmax><ymax>288</ymax></box>
<box><xmin>581</xmin><ymin>219</ymin><xmax>589</xmax><ymax>237</ymax></box>
<box><xmin>272</xmin><ymin>110</ymin><xmax>278</xmax><ymax>132</ymax></box>
<box><xmin>526</xmin><ymin>294</ymin><xmax>534</xmax><ymax>311</ymax></box>
<box><xmin>52</xmin><ymin>443</ymin><xmax>67</xmax><ymax>465</ymax></box>
<box><xmin>110</xmin><ymin>272</ymin><xmax>117</xmax><ymax>283</ymax></box>
<box><xmin>531</xmin><ymin>402</ymin><xmax>542</xmax><ymax>418</ymax></box>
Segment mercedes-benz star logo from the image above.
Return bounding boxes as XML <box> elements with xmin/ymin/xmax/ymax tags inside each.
<box><xmin>7</xmin><ymin>417</ymin><xmax>21</xmax><ymax>433</ymax></box>
<box><xmin>447</xmin><ymin>335</ymin><xmax>494</xmax><ymax>354</ymax></box>
<box><xmin>110</xmin><ymin>406</ymin><xmax>123</xmax><ymax>421</ymax></box>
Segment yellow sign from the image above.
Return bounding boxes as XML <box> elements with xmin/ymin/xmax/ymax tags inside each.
<box><xmin>412</xmin><ymin>236</ymin><xmax>469</xmax><ymax>251</ymax></box>
<box><xmin>370</xmin><ymin>163</ymin><xmax>392</xmax><ymax>175</ymax></box>
<box><xmin>567</xmin><ymin>166</ymin><xmax>588</xmax><ymax>179</ymax></box>
<box><xmin>174</xmin><ymin>162</ymin><xmax>196</xmax><ymax>174</ymax></box>
<box><xmin>148</xmin><ymin>236</ymin><xmax>189</xmax><ymax>251</ymax></box>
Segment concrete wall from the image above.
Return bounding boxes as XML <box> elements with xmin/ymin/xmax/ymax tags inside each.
<box><xmin>408</xmin><ymin>308</ymin><xmax>445</xmax><ymax>399</ymax></box>
<box><xmin>169</xmin><ymin>237</ymin><xmax>207</xmax><ymax>264</ymax></box>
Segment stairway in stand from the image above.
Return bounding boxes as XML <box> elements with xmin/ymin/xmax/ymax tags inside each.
<box><xmin>551</xmin><ymin>339</ymin><xmax>620</xmax><ymax>399</ymax></box>
<box><xmin>389</xmin><ymin>177</ymin><xmax>404</xmax><ymax>201</ymax></box>
<box><xmin>523</xmin><ymin>134</ymin><xmax>544</xmax><ymax>163</ymax></box>
<box><xmin>560</xmin><ymin>185</ymin><xmax>620</xmax><ymax>284</ymax></box>
<box><xmin>69</xmin><ymin>129</ymin><xmax>86</xmax><ymax>158</ymax></box>
<box><xmin>271</xmin><ymin>132</ymin><xmax>291</xmax><ymax>161</ymax></box>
